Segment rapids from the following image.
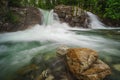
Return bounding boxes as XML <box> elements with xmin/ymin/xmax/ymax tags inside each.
<box><xmin>0</xmin><ymin>9</ymin><xmax>120</xmax><ymax>80</ymax></box>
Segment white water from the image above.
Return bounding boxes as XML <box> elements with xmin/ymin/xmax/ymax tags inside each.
<box><xmin>0</xmin><ymin>10</ymin><xmax>119</xmax><ymax>49</ymax></box>
<box><xmin>87</xmin><ymin>12</ymin><xmax>106</xmax><ymax>29</ymax></box>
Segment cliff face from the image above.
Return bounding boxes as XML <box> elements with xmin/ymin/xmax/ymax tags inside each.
<box><xmin>0</xmin><ymin>7</ymin><xmax>42</xmax><ymax>32</ymax></box>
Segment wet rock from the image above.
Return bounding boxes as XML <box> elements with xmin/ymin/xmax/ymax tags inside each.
<box><xmin>35</xmin><ymin>69</ymin><xmax>55</xmax><ymax>80</ymax></box>
<box><xmin>17</xmin><ymin>64</ymin><xmax>39</xmax><ymax>75</ymax></box>
<box><xmin>56</xmin><ymin>45</ymin><xmax>69</xmax><ymax>56</ymax></box>
<box><xmin>57</xmin><ymin>46</ymin><xmax>111</xmax><ymax>80</ymax></box>
<box><xmin>113</xmin><ymin>64</ymin><xmax>120</xmax><ymax>71</ymax></box>
<box><xmin>15</xmin><ymin>64</ymin><xmax>40</xmax><ymax>80</ymax></box>
<box><xmin>54</xmin><ymin>5</ymin><xmax>90</xmax><ymax>28</ymax></box>
<box><xmin>80</xmin><ymin>59</ymin><xmax>111</xmax><ymax>80</ymax></box>
<box><xmin>66</xmin><ymin>48</ymin><xmax>98</xmax><ymax>73</ymax></box>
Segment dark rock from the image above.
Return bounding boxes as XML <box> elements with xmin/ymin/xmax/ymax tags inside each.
<box><xmin>0</xmin><ymin>7</ymin><xmax>42</xmax><ymax>32</ymax></box>
<box><xmin>54</xmin><ymin>5</ymin><xmax>90</xmax><ymax>28</ymax></box>
<box><xmin>102</xmin><ymin>18</ymin><xmax>120</xmax><ymax>27</ymax></box>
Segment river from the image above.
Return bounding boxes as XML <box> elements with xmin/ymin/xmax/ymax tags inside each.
<box><xmin>0</xmin><ymin>9</ymin><xmax>120</xmax><ymax>80</ymax></box>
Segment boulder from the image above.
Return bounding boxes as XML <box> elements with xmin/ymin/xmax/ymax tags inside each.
<box><xmin>54</xmin><ymin>5</ymin><xmax>90</xmax><ymax>28</ymax></box>
<box><xmin>57</xmin><ymin>46</ymin><xmax>111</xmax><ymax>80</ymax></box>
<box><xmin>66</xmin><ymin>48</ymin><xmax>98</xmax><ymax>73</ymax></box>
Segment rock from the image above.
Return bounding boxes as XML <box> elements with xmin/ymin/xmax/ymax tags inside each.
<box><xmin>15</xmin><ymin>64</ymin><xmax>40</xmax><ymax>80</ymax></box>
<box><xmin>17</xmin><ymin>64</ymin><xmax>39</xmax><ymax>75</ymax></box>
<box><xmin>54</xmin><ymin>5</ymin><xmax>90</xmax><ymax>28</ymax></box>
<box><xmin>66</xmin><ymin>48</ymin><xmax>98</xmax><ymax>73</ymax></box>
<box><xmin>0</xmin><ymin>7</ymin><xmax>42</xmax><ymax>32</ymax></box>
<box><xmin>56</xmin><ymin>46</ymin><xmax>111</xmax><ymax>80</ymax></box>
<box><xmin>35</xmin><ymin>69</ymin><xmax>54</xmax><ymax>80</ymax></box>
<box><xmin>113</xmin><ymin>64</ymin><xmax>120</xmax><ymax>71</ymax></box>
<box><xmin>80</xmin><ymin>59</ymin><xmax>111</xmax><ymax>80</ymax></box>
<box><xmin>56</xmin><ymin>45</ymin><xmax>69</xmax><ymax>56</ymax></box>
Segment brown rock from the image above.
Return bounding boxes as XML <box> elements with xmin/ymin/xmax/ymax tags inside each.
<box><xmin>66</xmin><ymin>48</ymin><xmax>98</xmax><ymax>73</ymax></box>
<box><xmin>56</xmin><ymin>46</ymin><xmax>111</xmax><ymax>80</ymax></box>
<box><xmin>79</xmin><ymin>60</ymin><xmax>111</xmax><ymax>80</ymax></box>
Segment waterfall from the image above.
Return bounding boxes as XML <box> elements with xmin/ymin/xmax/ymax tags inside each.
<box><xmin>40</xmin><ymin>9</ymin><xmax>59</xmax><ymax>25</ymax></box>
<box><xmin>87</xmin><ymin>12</ymin><xmax>106</xmax><ymax>29</ymax></box>
<box><xmin>40</xmin><ymin>9</ymin><xmax>106</xmax><ymax>29</ymax></box>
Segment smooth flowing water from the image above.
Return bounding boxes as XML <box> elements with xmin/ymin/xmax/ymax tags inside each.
<box><xmin>0</xmin><ymin>9</ymin><xmax>120</xmax><ymax>80</ymax></box>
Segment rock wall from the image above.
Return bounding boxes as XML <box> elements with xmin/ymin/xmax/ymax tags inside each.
<box><xmin>0</xmin><ymin>7</ymin><xmax>41</xmax><ymax>32</ymax></box>
<box><xmin>54</xmin><ymin>5</ymin><xmax>90</xmax><ymax>28</ymax></box>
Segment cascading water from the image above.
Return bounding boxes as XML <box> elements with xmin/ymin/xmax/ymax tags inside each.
<box><xmin>0</xmin><ymin>9</ymin><xmax>120</xmax><ymax>80</ymax></box>
<box><xmin>87</xmin><ymin>12</ymin><xmax>106</xmax><ymax>29</ymax></box>
<box><xmin>40</xmin><ymin>9</ymin><xmax>59</xmax><ymax>25</ymax></box>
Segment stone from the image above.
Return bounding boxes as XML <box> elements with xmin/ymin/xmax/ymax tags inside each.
<box><xmin>66</xmin><ymin>48</ymin><xmax>98</xmax><ymax>73</ymax></box>
<box><xmin>54</xmin><ymin>5</ymin><xmax>90</xmax><ymax>28</ymax></box>
<box><xmin>56</xmin><ymin>45</ymin><xmax>69</xmax><ymax>56</ymax></box>
<box><xmin>17</xmin><ymin>64</ymin><xmax>39</xmax><ymax>75</ymax></box>
<box><xmin>80</xmin><ymin>60</ymin><xmax>111</xmax><ymax>80</ymax></box>
<box><xmin>0</xmin><ymin>7</ymin><xmax>42</xmax><ymax>32</ymax></box>
<box><xmin>66</xmin><ymin>48</ymin><xmax>111</xmax><ymax>80</ymax></box>
<box><xmin>113</xmin><ymin>64</ymin><xmax>120</xmax><ymax>71</ymax></box>
<box><xmin>56</xmin><ymin>46</ymin><xmax>111</xmax><ymax>80</ymax></box>
<box><xmin>35</xmin><ymin>69</ymin><xmax>54</xmax><ymax>80</ymax></box>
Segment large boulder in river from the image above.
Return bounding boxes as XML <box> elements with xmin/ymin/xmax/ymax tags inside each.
<box><xmin>57</xmin><ymin>46</ymin><xmax>111</xmax><ymax>80</ymax></box>
<box><xmin>54</xmin><ymin>5</ymin><xmax>90</xmax><ymax>28</ymax></box>
<box><xmin>0</xmin><ymin>7</ymin><xmax>42</xmax><ymax>32</ymax></box>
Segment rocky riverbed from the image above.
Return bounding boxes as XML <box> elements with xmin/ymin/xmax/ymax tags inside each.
<box><xmin>14</xmin><ymin>46</ymin><xmax>111</xmax><ymax>80</ymax></box>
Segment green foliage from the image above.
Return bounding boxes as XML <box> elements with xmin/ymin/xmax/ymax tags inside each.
<box><xmin>5</xmin><ymin>11</ymin><xmax>19</xmax><ymax>23</ymax></box>
<box><xmin>8</xmin><ymin>0</ymin><xmax>23</xmax><ymax>7</ymax></box>
<box><xmin>104</xmin><ymin>0</ymin><xmax>120</xmax><ymax>20</ymax></box>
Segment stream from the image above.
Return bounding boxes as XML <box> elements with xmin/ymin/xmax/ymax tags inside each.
<box><xmin>0</xmin><ymin>9</ymin><xmax>120</xmax><ymax>80</ymax></box>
